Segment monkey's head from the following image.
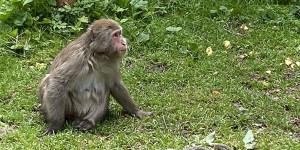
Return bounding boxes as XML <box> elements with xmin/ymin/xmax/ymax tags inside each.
<box><xmin>88</xmin><ymin>19</ymin><xmax>127</xmax><ymax>57</ymax></box>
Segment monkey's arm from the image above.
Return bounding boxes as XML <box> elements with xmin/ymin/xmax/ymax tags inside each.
<box><xmin>42</xmin><ymin>78</ymin><xmax>67</xmax><ymax>134</ymax></box>
<box><xmin>110</xmin><ymin>80</ymin><xmax>154</xmax><ymax>119</ymax></box>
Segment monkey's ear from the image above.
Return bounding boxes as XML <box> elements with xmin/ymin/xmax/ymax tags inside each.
<box><xmin>87</xmin><ymin>28</ymin><xmax>96</xmax><ymax>41</ymax></box>
<box><xmin>89</xmin><ymin>29</ymin><xmax>111</xmax><ymax>53</ymax></box>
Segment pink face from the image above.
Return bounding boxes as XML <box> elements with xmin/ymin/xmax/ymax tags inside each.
<box><xmin>111</xmin><ymin>29</ymin><xmax>127</xmax><ymax>52</ymax></box>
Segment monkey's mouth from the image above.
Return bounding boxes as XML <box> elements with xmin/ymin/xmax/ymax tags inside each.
<box><xmin>119</xmin><ymin>43</ymin><xmax>127</xmax><ymax>51</ymax></box>
<box><xmin>119</xmin><ymin>48</ymin><xmax>127</xmax><ymax>52</ymax></box>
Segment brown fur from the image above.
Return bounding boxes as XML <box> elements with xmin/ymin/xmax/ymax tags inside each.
<box><xmin>38</xmin><ymin>19</ymin><xmax>153</xmax><ymax>134</ymax></box>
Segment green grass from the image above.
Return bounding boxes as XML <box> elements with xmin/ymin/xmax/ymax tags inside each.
<box><xmin>0</xmin><ymin>0</ymin><xmax>300</xmax><ymax>149</ymax></box>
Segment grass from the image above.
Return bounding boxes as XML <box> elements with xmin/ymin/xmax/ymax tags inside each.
<box><xmin>0</xmin><ymin>0</ymin><xmax>300</xmax><ymax>149</ymax></box>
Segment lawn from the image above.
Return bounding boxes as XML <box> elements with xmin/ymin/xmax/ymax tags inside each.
<box><xmin>0</xmin><ymin>0</ymin><xmax>299</xmax><ymax>149</ymax></box>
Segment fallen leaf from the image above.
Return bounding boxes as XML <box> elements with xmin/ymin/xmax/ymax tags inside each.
<box><xmin>243</xmin><ymin>130</ymin><xmax>256</xmax><ymax>149</ymax></box>
<box><xmin>240</xmin><ymin>24</ymin><xmax>248</xmax><ymax>30</ymax></box>
<box><xmin>26</xmin><ymin>86</ymin><xmax>34</xmax><ymax>91</ymax></box>
<box><xmin>245</xmin><ymin>142</ymin><xmax>256</xmax><ymax>149</ymax></box>
<box><xmin>270</xmin><ymin>96</ymin><xmax>279</xmax><ymax>101</ymax></box>
<box><xmin>10</xmin><ymin>90</ymin><xmax>17</xmax><ymax>97</ymax></box>
<box><xmin>291</xmin><ymin>64</ymin><xmax>295</xmax><ymax>69</ymax></box>
<box><xmin>137</xmin><ymin>125</ymin><xmax>145</xmax><ymax>131</ymax></box>
<box><xmin>203</xmin><ymin>131</ymin><xmax>215</xmax><ymax>144</ymax></box>
<box><xmin>239</xmin><ymin>107</ymin><xmax>249</xmax><ymax>114</ymax></box>
<box><xmin>238</xmin><ymin>54</ymin><xmax>248</xmax><ymax>59</ymax></box>
<box><xmin>35</xmin><ymin>63</ymin><xmax>46</xmax><ymax>69</ymax></box>
<box><xmin>233</xmin><ymin>103</ymin><xmax>243</xmax><ymax>108</ymax></box>
<box><xmin>166</xmin><ymin>26</ymin><xmax>182</xmax><ymax>32</ymax></box>
<box><xmin>261</xmin><ymin>81</ymin><xmax>269</xmax><ymax>87</ymax></box>
<box><xmin>290</xmin><ymin>118</ymin><xmax>299</xmax><ymax>126</ymax></box>
<box><xmin>249</xmin><ymin>51</ymin><xmax>256</xmax><ymax>55</ymax></box>
<box><xmin>285</xmin><ymin>58</ymin><xmax>293</xmax><ymax>66</ymax></box>
<box><xmin>243</xmin><ymin>130</ymin><xmax>254</xmax><ymax>143</ymax></box>
<box><xmin>223</xmin><ymin>40</ymin><xmax>232</xmax><ymax>49</ymax></box>
<box><xmin>212</xmin><ymin>90</ymin><xmax>221</xmax><ymax>95</ymax></box>
<box><xmin>268</xmin><ymin>88</ymin><xmax>281</xmax><ymax>94</ymax></box>
<box><xmin>206</xmin><ymin>46</ymin><xmax>213</xmax><ymax>56</ymax></box>
<box><xmin>0</xmin><ymin>123</ymin><xmax>15</xmax><ymax>135</ymax></box>
<box><xmin>213</xmin><ymin>71</ymin><xmax>219</xmax><ymax>75</ymax></box>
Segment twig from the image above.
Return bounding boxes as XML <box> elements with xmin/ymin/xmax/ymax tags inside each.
<box><xmin>162</xmin><ymin>114</ymin><xmax>168</xmax><ymax>130</ymax></box>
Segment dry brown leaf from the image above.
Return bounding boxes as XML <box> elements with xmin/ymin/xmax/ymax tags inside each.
<box><xmin>266</xmin><ymin>70</ymin><xmax>271</xmax><ymax>74</ymax></box>
<box><xmin>240</xmin><ymin>24</ymin><xmax>248</xmax><ymax>30</ymax></box>
<box><xmin>285</xmin><ymin>58</ymin><xmax>293</xmax><ymax>66</ymax></box>
<box><xmin>212</xmin><ymin>90</ymin><xmax>221</xmax><ymax>95</ymax></box>
<box><xmin>35</xmin><ymin>63</ymin><xmax>46</xmax><ymax>69</ymax></box>
<box><xmin>223</xmin><ymin>40</ymin><xmax>232</xmax><ymax>49</ymax></box>
<box><xmin>206</xmin><ymin>46</ymin><xmax>213</xmax><ymax>56</ymax></box>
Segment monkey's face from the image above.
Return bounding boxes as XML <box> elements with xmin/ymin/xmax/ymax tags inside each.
<box><xmin>89</xmin><ymin>19</ymin><xmax>127</xmax><ymax>57</ymax></box>
<box><xmin>111</xmin><ymin>29</ymin><xmax>127</xmax><ymax>53</ymax></box>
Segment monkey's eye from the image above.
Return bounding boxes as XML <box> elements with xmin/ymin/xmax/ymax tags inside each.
<box><xmin>112</xmin><ymin>30</ymin><xmax>121</xmax><ymax>38</ymax></box>
<box><xmin>113</xmin><ymin>33</ymin><xmax>119</xmax><ymax>38</ymax></box>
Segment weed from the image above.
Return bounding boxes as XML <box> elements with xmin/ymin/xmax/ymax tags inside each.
<box><xmin>0</xmin><ymin>0</ymin><xmax>300</xmax><ymax>149</ymax></box>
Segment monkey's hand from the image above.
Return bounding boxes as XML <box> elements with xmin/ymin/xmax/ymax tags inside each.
<box><xmin>134</xmin><ymin>110</ymin><xmax>154</xmax><ymax>119</ymax></box>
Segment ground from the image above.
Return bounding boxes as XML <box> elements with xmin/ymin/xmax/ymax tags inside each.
<box><xmin>0</xmin><ymin>0</ymin><xmax>299</xmax><ymax>149</ymax></box>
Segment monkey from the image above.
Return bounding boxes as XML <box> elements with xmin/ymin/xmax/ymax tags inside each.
<box><xmin>38</xmin><ymin>19</ymin><xmax>154</xmax><ymax>134</ymax></box>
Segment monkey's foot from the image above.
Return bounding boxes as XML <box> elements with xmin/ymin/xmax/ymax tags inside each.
<box><xmin>44</xmin><ymin>127</ymin><xmax>59</xmax><ymax>135</ymax></box>
<box><xmin>135</xmin><ymin>110</ymin><xmax>155</xmax><ymax>119</ymax></box>
<box><xmin>73</xmin><ymin>120</ymin><xmax>93</xmax><ymax>131</ymax></box>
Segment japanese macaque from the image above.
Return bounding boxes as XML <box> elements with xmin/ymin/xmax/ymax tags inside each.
<box><xmin>38</xmin><ymin>19</ymin><xmax>154</xmax><ymax>134</ymax></box>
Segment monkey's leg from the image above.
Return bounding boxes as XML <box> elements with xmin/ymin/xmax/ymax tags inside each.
<box><xmin>72</xmin><ymin>119</ymin><xmax>93</xmax><ymax>131</ymax></box>
<box><xmin>73</xmin><ymin>107</ymin><xmax>108</xmax><ymax>131</ymax></box>
<box><xmin>65</xmin><ymin>116</ymin><xmax>92</xmax><ymax>131</ymax></box>
<box><xmin>73</xmin><ymin>91</ymin><xmax>109</xmax><ymax>131</ymax></box>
